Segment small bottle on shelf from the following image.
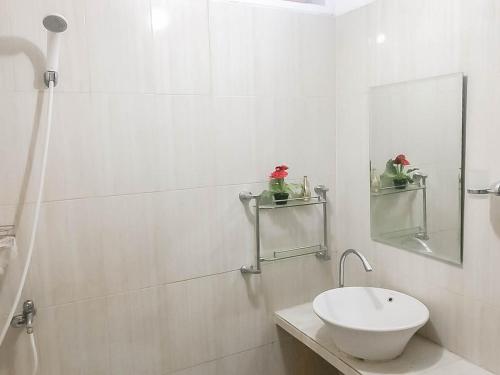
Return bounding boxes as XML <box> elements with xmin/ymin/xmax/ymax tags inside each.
<box><xmin>302</xmin><ymin>176</ymin><xmax>311</xmax><ymax>201</ymax></box>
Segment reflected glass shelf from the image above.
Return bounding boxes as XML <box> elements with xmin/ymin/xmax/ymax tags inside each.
<box><xmin>259</xmin><ymin>196</ymin><xmax>326</xmax><ymax>209</ymax></box>
<box><xmin>371</xmin><ymin>184</ymin><xmax>424</xmax><ymax>197</ymax></box>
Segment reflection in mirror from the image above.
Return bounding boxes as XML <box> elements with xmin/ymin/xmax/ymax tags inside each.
<box><xmin>369</xmin><ymin>73</ymin><xmax>465</xmax><ymax>264</ymax></box>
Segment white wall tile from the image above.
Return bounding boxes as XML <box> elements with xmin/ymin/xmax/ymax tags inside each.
<box><xmin>36</xmin><ymin>298</ymin><xmax>109</xmax><ymax>375</ymax></box>
<box><xmin>209</xmin><ymin>1</ymin><xmax>255</xmax><ymax>96</ymax></box>
<box><xmin>29</xmin><ymin>184</ymin><xmax>257</xmax><ymax>306</ymax></box>
<box><xmin>299</xmin><ymin>14</ymin><xmax>336</xmax><ymax>97</ymax></box>
<box><xmin>30</xmin><ymin>93</ymin><xmax>216</xmax><ymax>202</ymax></box>
<box><xmin>0</xmin><ymin>92</ymin><xmax>38</xmax><ymax>206</ymax></box>
<box><xmin>152</xmin><ymin>0</ymin><xmax>211</xmax><ymax>94</ymax></box>
<box><xmin>335</xmin><ymin>6</ymin><xmax>368</xmax><ymax>93</ymax></box>
<box><xmin>478</xmin><ymin>304</ymin><xmax>500</xmax><ymax>374</ymax></box>
<box><xmin>0</xmin><ymin>12</ymin><xmax>17</xmax><ymax>91</ymax></box>
<box><xmin>101</xmin><ymin>94</ymin><xmax>161</xmax><ymax>195</ymax></box>
<box><xmin>169</xmin><ymin>95</ymin><xmax>214</xmax><ymax>189</ymax></box>
<box><xmin>213</xmin><ymin>96</ymin><xmax>260</xmax><ymax>185</ymax></box>
<box><xmin>214</xmin><ymin>271</ymin><xmax>269</xmax><ymax>356</ymax></box>
<box><xmin>168</xmin><ymin>339</ymin><xmax>339</xmax><ymax>375</ymax></box>
<box><xmin>106</xmin><ymin>288</ymin><xmax>162</xmax><ymax>375</ymax></box>
<box><xmin>86</xmin><ymin>0</ymin><xmax>154</xmax><ymax>93</ymax></box>
<box><xmin>254</xmin><ymin>7</ymin><xmax>300</xmax><ymax>97</ymax></box>
<box><xmin>159</xmin><ymin>275</ymin><xmax>218</xmax><ymax>373</ymax></box>
<box><xmin>30</xmin><ymin>198</ymin><xmax>108</xmax><ymax>306</ymax></box>
<box><xmin>42</xmin><ymin>93</ymin><xmax>112</xmax><ymax>200</ymax></box>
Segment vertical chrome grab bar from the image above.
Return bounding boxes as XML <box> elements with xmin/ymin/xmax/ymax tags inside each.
<box><xmin>421</xmin><ymin>181</ymin><xmax>428</xmax><ymax>239</ymax></box>
<box><xmin>315</xmin><ymin>185</ymin><xmax>330</xmax><ymax>259</ymax></box>
<box><xmin>413</xmin><ymin>173</ymin><xmax>429</xmax><ymax>241</ymax></box>
<box><xmin>239</xmin><ymin>192</ymin><xmax>262</xmax><ymax>274</ymax></box>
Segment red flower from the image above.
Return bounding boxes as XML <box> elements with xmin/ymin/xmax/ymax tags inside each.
<box><xmin>271</xmin><ymin>169</ymin><xmax>288</xmax><ymax>179</ymax></box>
<box><xmin>394</xmin><ymin>154</ymin><xmax>410</xmax><ymax>166</ymax></box>
<box><xmin>270</xmin><ymin>165</ymin><xmax>289</xmax><ymax>179</ymax></box>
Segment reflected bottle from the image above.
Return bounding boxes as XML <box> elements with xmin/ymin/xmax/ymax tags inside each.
<box><xmin>302</xmin><ymin>176</ymin><xmax>311</xmax><ymax>201</ymax></box>
<box><xmin>370</xmin><ymin>168</ymin><xmax>381</xmax><ymax>193</ymax></box>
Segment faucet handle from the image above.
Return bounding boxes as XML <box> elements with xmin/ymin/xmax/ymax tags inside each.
<box><xmin>23</xmin><ymin>300</ymin><xmax>36</xmax><ymax>315</ymax></box>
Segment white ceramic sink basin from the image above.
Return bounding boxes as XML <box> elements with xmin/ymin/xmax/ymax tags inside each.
<box><xmin>313</xmin><ymin>287</ymin><xmax>429</xmax><ymax>361</ymax></box>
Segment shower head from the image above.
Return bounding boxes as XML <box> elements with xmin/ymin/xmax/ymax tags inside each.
<box><xmin>43</xmin><ymin>14</ymin><xmax>67</xmax><ymax>82</ymax></box>
<box><xmin>43</xmin><ymin>14</ymin><xmax>67</xmax><ymax>33</ymax></box>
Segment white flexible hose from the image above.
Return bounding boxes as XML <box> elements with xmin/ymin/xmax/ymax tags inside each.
<box><xmin>28</xmin><ymin>332</ymin><xmax>39</xmax><ymax>375</ymax></box>
<box><xmin>0</xmin><ymin>81</ymin><xmax>55</xmax><ymax>373</ymax></box>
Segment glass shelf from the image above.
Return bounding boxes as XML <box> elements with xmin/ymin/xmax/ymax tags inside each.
<box><xmin>371</xmin><ymin>184</ymin><xmax>424</xmax><ymax>197</ymax></box>
<box><xmin>259</xmin><ymin>196</ymin><xmax>326</xmax><ymax>209</ymax></box>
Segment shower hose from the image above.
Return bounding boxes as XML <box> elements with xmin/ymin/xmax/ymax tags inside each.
<box><xmin>0</xmin><ymin>80</ymin><xmax>55</xmax><ymax>374</ymax></box>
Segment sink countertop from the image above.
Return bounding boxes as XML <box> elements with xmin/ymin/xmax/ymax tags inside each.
<box><xmin>275</xmin><ymin>303</ymin><xmax>493</xmax><ymax>375</ymax></box>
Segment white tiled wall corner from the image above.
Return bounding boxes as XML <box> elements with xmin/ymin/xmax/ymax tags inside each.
<box><xmin>335</xmin><ymin>1</ymin><xmax>500</xmax><ymax>374</ymax></box>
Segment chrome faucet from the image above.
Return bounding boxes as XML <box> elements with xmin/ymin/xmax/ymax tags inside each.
<box><xmin>339</xmin><ymin>249</ymin><xmax>373</xmax><ymax>288</ymax></box>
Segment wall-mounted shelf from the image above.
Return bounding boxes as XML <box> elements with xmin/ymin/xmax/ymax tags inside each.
<box><xmin>239</xmin><ymin>185</ymin><xmax>330</xmax><ymax>274</ymax></box>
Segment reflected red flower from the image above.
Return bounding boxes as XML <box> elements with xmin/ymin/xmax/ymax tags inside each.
<box><xmin>394</xmin><ymin>154</ymin><xmax>410</xmax><ymax>166</ymax></box>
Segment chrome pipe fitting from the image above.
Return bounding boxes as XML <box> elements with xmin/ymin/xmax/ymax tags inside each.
<box><xmin>11</xmin><ymin>300</ymin><xmax>36</xmax><ymax>334</ymax></box>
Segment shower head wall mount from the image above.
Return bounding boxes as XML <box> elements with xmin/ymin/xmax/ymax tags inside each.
<box><xmin>43</xmin><ymin>71</ymin><xmax>58</xmax><ymax>88</ymax></box>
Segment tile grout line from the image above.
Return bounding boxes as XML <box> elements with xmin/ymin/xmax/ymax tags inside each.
<box><xmin>1</xmin><ymin>175</ymin><xmax>325</xmax><ymax>208</ymax></box>
<box><xmin>37</xmin><ymin>267</ymin><xmax>242</xmax><ymax>310</ymax></box>
<box><xmin>35</xmin><ymin>252</ymin><xmax>334</xmax><ymax>310</ymax></box>
<box><xmin>160</xmin><ymin>339</ymin><xmax>279</xmax><ymax>375</ymax></box>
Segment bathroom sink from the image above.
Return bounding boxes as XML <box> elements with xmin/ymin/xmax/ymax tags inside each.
<box><xmin>313</xmin><ymin>287</ymin><xmax>429</xmax><ymax>361</ymax></box>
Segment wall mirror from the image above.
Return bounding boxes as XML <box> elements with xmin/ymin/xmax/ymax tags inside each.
<box><xmin>369</xmin><ymin>73</ymin><xmax>465</xmax><ymax>264</ymax></box>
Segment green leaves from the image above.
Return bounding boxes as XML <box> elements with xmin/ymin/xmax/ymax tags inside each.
<box><xmin>380</xmin><ymin>158</ymin><xmax>419</xmax><ymax>186</ymax></box>
<box><xmin>262</xmin><ymin>182</ymin><xmax>303</xmax><ymax>203</ymax></box>
<box><xmin>269</xmin><ymin>178</ymin><xmax>286</xmax><ymax>193</ymax></box>
<box><xmin>382</xmin><ymin>159</ymin><xmax>398</xmax><ymax>178</ymax></box>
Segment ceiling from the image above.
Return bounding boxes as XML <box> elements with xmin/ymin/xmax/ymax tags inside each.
<box><xmin>222</xmin><ymin>0</ymin><xmax>374</xmax><ymax>15</ymax></box>
<box><xmin>331</xmin><ymin>0</ymin><xmax>374</xmax><ymax>15</ymax></box>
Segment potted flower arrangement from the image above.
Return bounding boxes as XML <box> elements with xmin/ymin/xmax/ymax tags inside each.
<box><xmin>382</xmin><ymin>154</ymin><xmax>418</xmax><ymax>189</ymax></box>
<box><xmin>270</xmin><ymin>164</ymin><xmax>291</xmax><ymax>205</ymax></box>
